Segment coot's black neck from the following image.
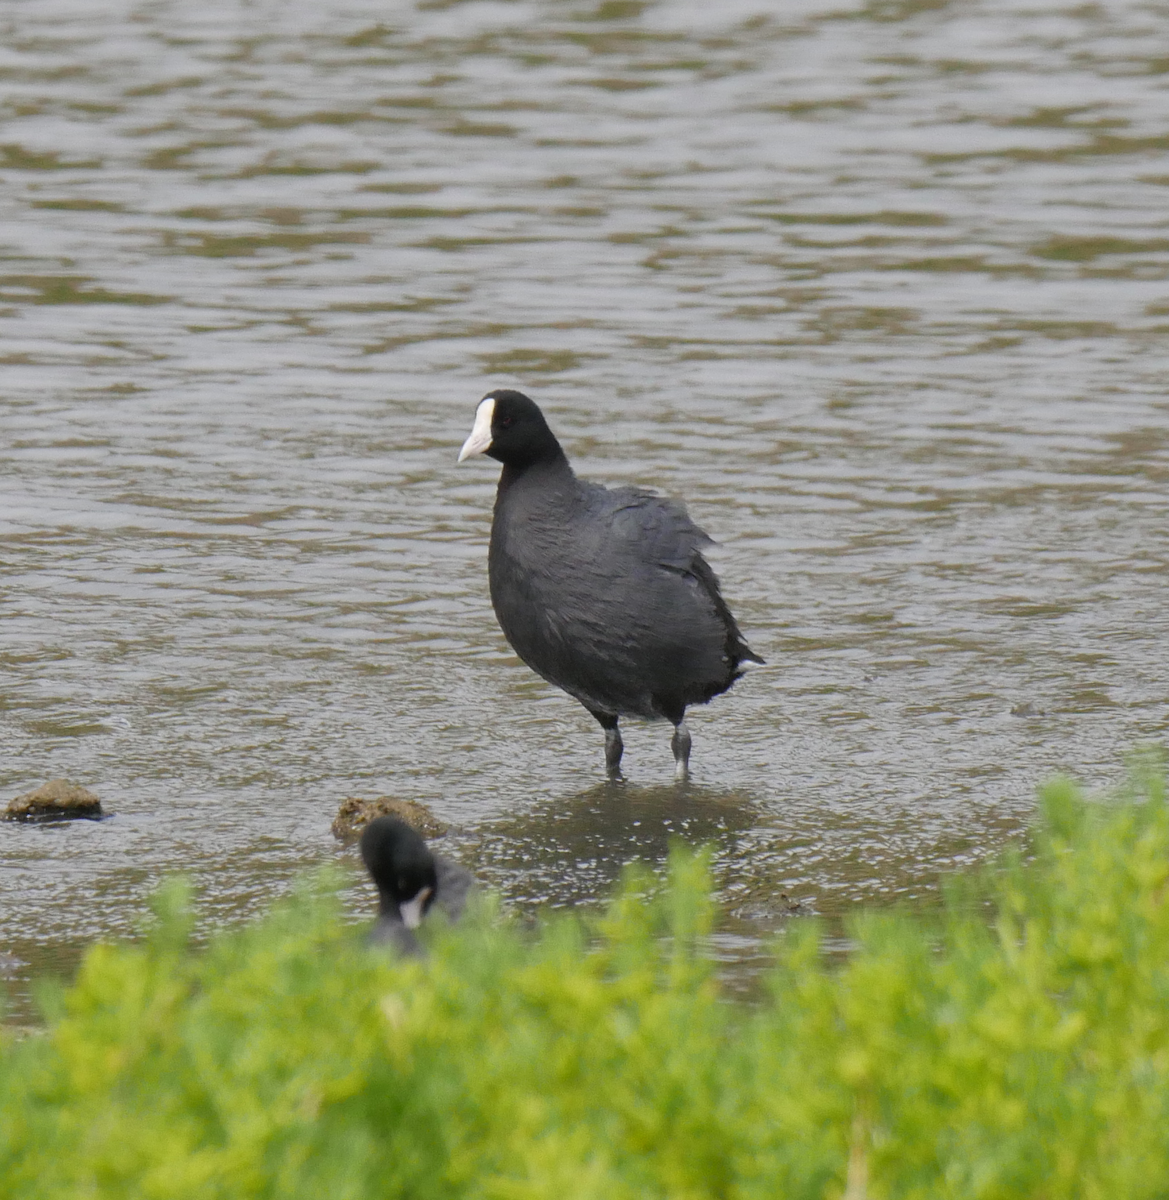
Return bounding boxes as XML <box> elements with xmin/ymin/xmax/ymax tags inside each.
<box><xmin>497</xmin><ymin>445</ymin><xmax>574</xmax><ymax>499</ymax></box>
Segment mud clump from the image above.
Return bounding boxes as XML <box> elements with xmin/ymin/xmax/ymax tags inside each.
<box><xmin>5</xmin><ymin>779</ymin><xmax>104</xmax><ymax>822</ymax></box>
<box><xmin>331</xmin><ymin>796</ymin><xmax>447</xmax><ymax>842</ymax></box>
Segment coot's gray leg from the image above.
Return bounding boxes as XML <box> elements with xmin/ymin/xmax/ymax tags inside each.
<box><xmin>671</xmin><ymin>720</ymin><xmax>692</xmax><ymax>782</ymax></box>
<box><xmin>605</xmin><ymin>726</ymin><xmax>624</xmax><ymax>777</ymax></box>
<box><xmin>590</xmin><ymin>709</ymin><xmax>624</xmax><ymax>778</ymax></box>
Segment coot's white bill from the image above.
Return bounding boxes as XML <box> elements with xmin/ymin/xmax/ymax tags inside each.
<box><xmin>458</xmin><ymin>397</ymin><xmax>495</xmax><ymax>462</ymax></box>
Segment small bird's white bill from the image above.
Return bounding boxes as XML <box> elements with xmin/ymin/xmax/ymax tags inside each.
<box><xmin>398</xmin><ymin>887</ymin><xmax>433</xmax><ymax>929</ymax></box>
<box><xmin>457</xmin><ymin>397</ymin><xmax>495</xmax><ymax>462</ymax></box>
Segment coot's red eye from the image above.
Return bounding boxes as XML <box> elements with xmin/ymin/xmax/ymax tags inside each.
<box><xmin>499</xmin><ymin>415</ymin><xmax>516</xmax><ymax>429</ymax></box>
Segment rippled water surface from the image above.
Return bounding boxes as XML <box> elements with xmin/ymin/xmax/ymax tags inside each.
<box><xmin>3</xmin><ymin>0</ymin><xmax>1169</xmax><ymax>1016</ymax></box>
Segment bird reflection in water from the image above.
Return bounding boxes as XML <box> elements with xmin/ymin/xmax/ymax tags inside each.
<box><xmin>456</xmin><ymin>781</ymin><xmax>763</xmax><ymax>910</ymax></box>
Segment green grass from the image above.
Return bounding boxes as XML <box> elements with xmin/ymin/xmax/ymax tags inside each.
<box><xmin>3</xmin><ymin>762</ymin><xmax>1169</xmax><ymax>1198</ymax></box>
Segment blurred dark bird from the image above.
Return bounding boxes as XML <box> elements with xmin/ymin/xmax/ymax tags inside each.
<box><xmin>360</xmin><ymin>816</ymin><xmax>474</xmax><ymax>955</ymax></box>
<box><xmin>458</xmin><ymin>388</ymin><xmax>762</xmax><ymax>781</ymax></box>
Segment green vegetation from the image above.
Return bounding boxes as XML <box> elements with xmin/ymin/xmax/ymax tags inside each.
<box><xmin>4</xmin><ymin>765</ymin><xmax>1169</xmax><ymax>1198</ymax></box>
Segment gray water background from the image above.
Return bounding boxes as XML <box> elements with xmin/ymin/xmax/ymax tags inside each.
<box><xmin>2</xmin><ymin>0</ymin><xmax>1168</xmax><ymax>1018</ymax></box>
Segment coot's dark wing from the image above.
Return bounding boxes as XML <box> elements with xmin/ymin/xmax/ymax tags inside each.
<box><xmin>435</xmin><ymin>855</ymin><xmax>475</xmax><ymax>922</ymax></box>
<box><xmin>604</xmin><ymin>486</ymin><xmax>712</xmax><ymax>572</ymax></box>
<box><xmin>603</xmin><ymin>486</ymin><xmax>763</xmax><ymax>669</ymax></box>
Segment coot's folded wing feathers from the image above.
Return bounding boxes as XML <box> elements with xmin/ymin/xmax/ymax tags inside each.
<box><xmin>601</xmin><ymin>485</ymin><xmax>763</xmax><ymax>669</ymax></box>
<box><xmin>435</xmin><ymin>855</ymin><xmax>474</xmax><ymax>922</ymax></box>
<box><xmin>602</xmin><ymin>486</ymin><xmax>712</xmax><ymax>572</ymax></box>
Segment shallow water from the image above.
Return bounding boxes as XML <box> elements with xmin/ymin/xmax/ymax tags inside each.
<box><xmin>2</xmin><ymin>0</ymin><xmax>1168</xmax><ymax>1018</ymax></box>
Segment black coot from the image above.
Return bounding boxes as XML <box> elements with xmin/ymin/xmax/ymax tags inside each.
<box><xmin>359</xmin><ymin>816</ymin><xmax>474</xmax><ymax>955</ymax></box>
<box><xmin>458</xmin><ymin>389</ymin><xmax>763</xmax><ymax>781</ymax></box>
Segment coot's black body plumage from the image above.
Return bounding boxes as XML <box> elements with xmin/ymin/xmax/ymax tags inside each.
<box><xmin>360</xmin><ymin>816</ymin><xmax>474</xmax><ymax>956</ymax></box>
<box><xmin>459</xmin><ymin>389</ymin><xmax>762</xmax><ymax>780</ymax></box>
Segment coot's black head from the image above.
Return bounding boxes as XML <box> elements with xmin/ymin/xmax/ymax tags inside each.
<box><xmin>359</xmin><ymin>816</ymin><xmax>438</xmax><ymax>929</ymax></box>
<box><xmin>457</xmin><ymin>389</ymin><xmax>564</xmax><ymax>470</ymax></box>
